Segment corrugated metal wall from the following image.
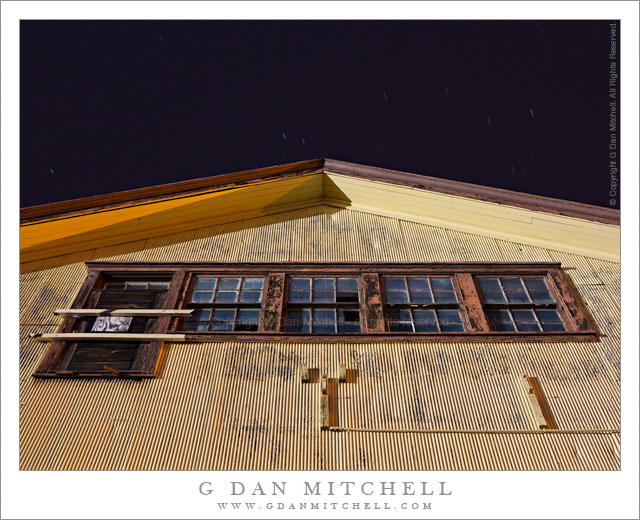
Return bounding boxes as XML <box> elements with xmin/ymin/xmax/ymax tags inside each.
<box><xmin>19</xmin><ymin>205</ymin><xmax>620</xmax><ymax>470</ymax></box>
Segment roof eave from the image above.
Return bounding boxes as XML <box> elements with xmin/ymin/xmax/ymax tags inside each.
<box><xmin>20</xmin><ymin>158</ymin><xmax>620</xmax><ymax>225</ymax></box>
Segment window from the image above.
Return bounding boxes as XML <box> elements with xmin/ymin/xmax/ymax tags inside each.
<box><xmin>476</xmin><ymin>277</ymin><xmax>566</xmax><ymax>332</ymax></box>
<box><xmin>285</xmin><ymin>277</ymin><xmax>362</xmax><ymax>333</ymax></box>
<box><xmin>382</xmin><ymin>276</ymin><xmax>464</xmax><ymax>332</ymax></box>
<box><xmin>34</xmin><ymin>270</ymin><xmax>186</xmax><ymax>378</ymax></box>
<box><xmin>184</xmin><ymin>276</ymin><xmax>264</xmax><ymax>331</ymax></box>
<box><xmin>34</xmin><ymin>262</ymin><xmax>599</xmax><ymax>378</ymax></box>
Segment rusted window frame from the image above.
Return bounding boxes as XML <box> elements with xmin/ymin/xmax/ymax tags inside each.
<box><xmin>40</xmin><ymin>261</ymin><xmax>597</xmax><ymax>342</ymax></box>
<box><xmin>33</xmin><ymin>262</ymin><xmax>598</xmax><ymax>378</ymax></box>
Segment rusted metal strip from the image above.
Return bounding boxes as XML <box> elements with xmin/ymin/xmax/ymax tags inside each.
<box><xmin>528</xmin><ymin>376</ymin><xmax>559</xmax><ymax>430</ymax></box>
<box><xmin>328</xmin><ymin>378</ymin><xmax>339</xmax><ymax>428</ymax></box>
<box><xmin>329</xmin><ymin>427</ymin><xmax>619</xmax><ymax>434</ymax></box>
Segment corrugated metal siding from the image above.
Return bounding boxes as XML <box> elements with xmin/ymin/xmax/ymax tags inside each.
<box><xmin>19</xmin><ymin>205</ymin><xmax>620</xmax><ymax>470</ymax></box>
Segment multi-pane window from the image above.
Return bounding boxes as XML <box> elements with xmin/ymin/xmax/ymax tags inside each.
<box><xmin>35</xmin><ymin>263</ymin><xmax>598</xmax><ymax>379</ymax></box>
<box><xmin>184</xmin><ymin>276</ymin><xmax>264</xmax><ymax>331</ymax></box>
<box><xmin>477</xmin><ymin>277</ymin><xmax>566</xmax><ymax>332</ymax></box>
<box><xmin>382</xmin><ymin>276</ymin><xmax>464</xmax><ymax>332</ymax></box>
<box><xmin>34</xmin><ymin>263</ymin><xmax>600</xmax><ymax>379</ymax></box>
<box><xmin>286</xmin><ymin>277</ymin><xmax>361</xmax><ymax>333</ymax></box>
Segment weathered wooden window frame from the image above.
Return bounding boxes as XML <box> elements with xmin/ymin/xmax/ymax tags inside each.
<box><xmin>33</xmin><ymin>268</ymin><xmax>187</xmax><ymax>379</ymax></box>
<box><xmin>33</xmin><ymin>261</ymin><xmax>599</xmax><ymax>379</ymax></box>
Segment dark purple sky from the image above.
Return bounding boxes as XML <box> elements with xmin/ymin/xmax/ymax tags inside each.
<box><xmin>20</xmin><ymin>20</ymin><xmax>618</xmax><ymax>208</ymax></box>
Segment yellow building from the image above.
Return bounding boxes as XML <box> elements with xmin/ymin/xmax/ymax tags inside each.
<box><xmin>19</xmin><ymin>159</ymin><xmax>620</xmax><ymax>470</ymax></box>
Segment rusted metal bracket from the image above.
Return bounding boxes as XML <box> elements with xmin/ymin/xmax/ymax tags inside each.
<box><xmin>320</xmin><ymin>373</ymin><xmax>329</xmax><ymax>430</ymax></box>
<box><xmin>524</xmin><ymin>375</ymin><xmax>558</xmax><ymax>430</ymax></box>
<box><xmin>302</xmin><ymin>365</ymin><xmax>359</xmax><ymax>431</ymax></box>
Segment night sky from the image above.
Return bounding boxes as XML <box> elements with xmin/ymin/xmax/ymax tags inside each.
<box><xmin>20</xmin><ymin>20</ymin><xmax>618</xmax><ymax>208</ymax></box>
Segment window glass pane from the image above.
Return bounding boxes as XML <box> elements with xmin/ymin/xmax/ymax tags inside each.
<box><xmin>185</xmin><ymin>309</ymin><xmax>212</xmax><ymax>331</ymax></box>
<box><xmin>410</xmin><ymin>291</ymin><xmax>434</xmax><ymax>304</ymax></box>
<box><xmin>537</xmin><ymin>308</ymin><xmax>566</xmax><ymax>331</ymax></box>
<box><xmin>540</xmin><ymin>322</ymin><xmax>566</xmax><ymax>331</ymax></box>
<box><xmin>529</xmin><ymin>290</ymin><xmax>554</xmax><ymax>303</ymax></box>
<box><xmin>290</xmin><ymin>278</ymin><xmax>311</xmax><ymax>290</ymax></box>
<box><xmin>212</xmin><ymin>308</ymin><xmax>235</xmax><ymax>321</ymax></box>
<box><xmin>408</xmin><ymin>278</ymin><xmax>429</xmax><ymax>291</ymax></box>
<box><xmin>313</xmin><ymin>290</ymin><xmax>334</xmax><ymax>303</ymax></box>
<box><xmin>289</xmin><ymin>290</ymin><xmax>311</xmax><ymax>303</ymax></box>
<box><xmin>387</xmin><ymin>308</ymin><xmax>412</xmax><ymax>321</ymax></box>
<box><xmin>219</xmin><ymin>278</ymin><xmax>240</xmax><ymax>290</ymax></box>
<box><xmin>413</xmin><ymin>309</ymin><xmax>438</xmax><ymax>332</ymax></box>
<box><xmin>516</xmin><ymin>322</ymin><xmax>541</xmax><ymax>331</ymax></box>
<box><xmin>433</xmin><ymin>291</ymin><xmax>458</xmax><ymax>303</ymax></box>
<box><xmin>336</xmin><ymin>278</ymin><xmax>360</xmax><ymax>303</ymax></box>
<box><xmin>195</xmin><ymin>277</ymin><xmax>218</xmax><ymax>290</ymax></box>
<box><xmin>235</xmin><ymin>308</ymin><xmax>260</xmax><ymax>331</ymax></box>
<box><xmin>511</xmin><ymin>309</ymin><xmax>541</xmax><ymax>331</ymax></box>
<box><xmin>184</xmin><ymin>320</ymin><xmax>208</xmax><ymax>331</ymax></box>
<box><xmin>337</xmin><ymin>278</ymin><xmax>358</xmax><ymax>291</ymax></box>
<box><xmin>437</xmin><ymin>309</ymin><xmax>464</xmax><ymax>332</ymax></box>
<box><xmin>387</xmin><ymin>308</ymin><xmax>413</xmax><ymax>332</ymax></box>
<box><xmin>523</xmin><ymin>278</ymin><xmax>548</xmax><ymax>291</ymax></box>
<box><xmin>190</xmin><ymin>309</ymin><xmax>212</xmax><ymax>322</ymax></box>
<box><xmin>337</xmin><ymin>321</ymin><xmax>361</xmax><ymax>333</ymax></box>
<box><xmin>511</xmin><ymin>309</ymin><xmax>536</xmax><ymax>322</ymax></box>
<box><xmin>482</xmin><ymin>291</ymin><xmax>507</xmax><ymax>303</ymax></box>
<box><xmin>192</xmin><ymin>290</ymin><xmax>215</xmax><ymax>303</ymax></box>
<box><xmin>505</xmin><ymin>290</ymin><xmax>531</xmax><ymax>303</ymax></box>
<box><xmin>386</xmin><ymin>291</ymin><xmax>410</xmax><ymax>304</ymax></box>
<box><xmin>240</xmin><ymin>291</ymin><xmax>262</xmax><ymax>303</ymax></box>
<box><xmin>388</xmin><ymin>321</ymin><xmax>413</xmax><ymax>332</ymax></box>
<box><xmin>243</xmin><ymin>277</ymin><xmax>264</xmax><ymax>290</ymax></box>
<box><xmin>477</xmin><ymin>278</ymin><xmax>501</xmax><ymax>291</ymax></box>
<box><xmin>487</xmin><ymin>310</ymin><xmax>516</xmax><ymax>331</ymax></box>
<box><xmin>314</xmin><ymin>278</ymin><xmax>335</xmax><ymax>290</ymax></box>
<box><xmin>313</xmin><ymin>308</ymin><xmax>336</xmax><ymax>334</ymax></box>
<box><xmin>535</xmin><ymin>309</ymin><xmax>562</xmax><ymax>321</ymax></box>
<box><xmin>501</xmin><ymin>278</ymin><xmax>525</xmax><ymax>290</ymax></box>
<box><xmin>210</xmin><ymin>308</ymin><xmax>235</xmax><ymax>331</ymax></box>
<box><xmin>286</xmin><ymin>309</ymin><xmax>311</xmax><ymax>333</ymax></box>
<box><xmin>430</xmin><ymin>278</ymin><xmax>454</xmax><ymax>291</ymax></box>
<box><xmin>215</xmin><ymin>291</ymin><xmax>238</xmax><ymax>303</ymax></box>
<box><xmin>384</xmin><ymin>278</ymin><xmax>407</xmax><ymax>291</ymax></box>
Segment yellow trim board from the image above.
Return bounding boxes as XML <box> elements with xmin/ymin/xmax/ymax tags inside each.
<box><xmin>20</xmin><ymin>172</ymin><xmax>619</xmax><ymax>263</ymax></box>
<box><xmin>324</xmin><ymin>173</ymin><xmax>619</xmax><ymax>262</ymax></box>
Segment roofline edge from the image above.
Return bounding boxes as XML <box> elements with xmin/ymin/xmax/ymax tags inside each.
<box><xmin>324</xmin><ymin>159</ymin><xmax>620</xmax><ymax>226</ymax></box>
<box><xmin>21</xmin><ymin>158</ymin><xmax>620</xmax><ymax>225</ymax></box>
